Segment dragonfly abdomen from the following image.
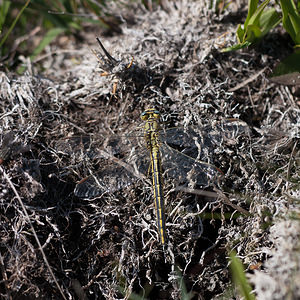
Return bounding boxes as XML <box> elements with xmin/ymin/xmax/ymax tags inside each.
<box><xmin>142</xmin><ymin>107</ymin><xmax>167</xmax><ymax>245</ymax></box>
<box><xmin>150</xmin><ymin>147</ymin><xmax>166</xmax><ymax>245</ymax></box>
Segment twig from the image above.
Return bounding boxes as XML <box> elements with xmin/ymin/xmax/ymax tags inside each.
<box><xmin>216</xmin><ymin>190</ymin><xmax>250</xmax><ymax>215</ymax></box>
<box><xmin>174</xmin><ymin>186</ymin><xmax>219</xmax><ymax>198</ymax></box>
<box><xmin>229</xmin><ymin>67</ymin><xmax>267</xmax><ymax>92</ymax></box>
<box><xmin>175</xmin><ymin>186</ymin><xmax>250</xmax><ymax>215</ymax></box>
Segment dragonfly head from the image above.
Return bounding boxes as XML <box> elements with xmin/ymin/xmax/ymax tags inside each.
<box><xmin>141</xmin><ymin>108</ymin><xmax>160</xmax><ymax>121</ymax></box>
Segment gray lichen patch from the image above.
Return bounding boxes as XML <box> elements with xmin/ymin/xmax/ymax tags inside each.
<box><xmin>250</xmin><ymin>215</ymin><xmax>300</xmax><ymax>300</ymax></box>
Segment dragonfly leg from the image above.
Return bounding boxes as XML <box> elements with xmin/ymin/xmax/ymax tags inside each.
<box><xmin>146</xmin><ymin>162</ymin><xmax>152</xmax><ymax>177</ymax></box>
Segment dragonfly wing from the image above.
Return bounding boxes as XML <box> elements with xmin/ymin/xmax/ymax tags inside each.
<box><xmin>160</xmin><ymin>119</ymin><xmax>250</xmax><ymax>188</ymax></box>
<box><xmin>161</xmin><ymin>126</ymin><xmax>219</xmax><ymax>159</ymax></box>
<box><xmin>55</xmin><ymin>135</ymin><xmax>101</xmax><ymax>160</ymax></box>
<box><xmin>54</xmin><ymin>133</ymin><xmax>150</xmax><ymax>199</ymax></box>
<box><xmin>74</xmin><ymin>163</ymin><xmax>139</xmax><ymax>199</ymax></box>
<box><xmin>161</xmin><ymin>142</ymin><xmax>221</xmax><ymax>188</ymax></box>
<box><xmin>161</xmin><ymin>120</ymin><xmax>249</xmax><ymax>156</ymax></box>
<box><xmin>72</xmin><ymin>136</ymin><xmax>150</xmax><ymax>199</ymax></box>
<box><xmin>160</xmin><ymin>126</ymin><xmax>220</xmax><ymax>187</ymax></box>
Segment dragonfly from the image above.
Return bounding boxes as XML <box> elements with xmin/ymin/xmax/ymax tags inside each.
<box><xmin>57</xmin><ymin>109</ymin><xmax>247</xmax><ymax>245</ymax></box>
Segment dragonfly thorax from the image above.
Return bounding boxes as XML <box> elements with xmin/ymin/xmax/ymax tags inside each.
<box><xmin>142</xmin><ymin>109</ymin><xmax>161</xmax><ymax>151</ymax></box>
<box><xmin>141</xmin><ymin>108</ymin><xmax>160</xmax><ymax>121</ymax></box>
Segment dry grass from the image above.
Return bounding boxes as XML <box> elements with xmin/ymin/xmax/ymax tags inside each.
<box><xmin>0</xmin><ymin>1</ymin><xmax>299</xmax><ymax>299</ymax></box>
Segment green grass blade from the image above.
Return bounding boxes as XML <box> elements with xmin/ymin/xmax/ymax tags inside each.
<box><xmin>222</xmin><ymin>41</ymin><xmax>252</xmax><ymax>52</ymax></box>
<box><xmin>247</xmin><ymin>0</ymin><xmax>271</xmax><ymax>28</ymax></box>
<box><xmin>236</xmin><ymin>0</ymin><xmax>260</xmax><ymax>43</ymax></box>
<box><xmin>288</xmin><ymin>12</ymin><xmax>300</xmax><ymax>44</ymax></box>
<box><xmin>0</xmin><ymin>0</ymin><xmax>30</xmax><ymax>49</ymax></box>
<box><xmin>0</xmin><ymin>1</ymin><xmax>11</xmax><ymax>31</ymax></box>
<box><xmin>259</xmin><ymin>8</ymin><xmax>281</xmax><ymax>36</ymax></box>
<box><xmin>228</xmin><ymin>0</ymin><xmax>278</xmax><ymax>51</ymax></box>
<box><xmin>245</xmin><ymin>24</ymin><xmax>262</xmax><ymax>42</ymax></box>
<box><xmin>236</xmin><ymin>24</ymin><xmax>245</xmax><ymax>43</ymax></box>
<box><xmin>270</xmin><ymin>52</ymin><xmax>300</xmax><ymax>85</ymax></box>
<box><xmin>175</xmin><ymin>266</ymin><xmax>195</xmax><ymax>300</ymax></box>
<box><xmin>280</xmin><ymin>0</ymin><xmax>300</xmax><ymax>44</ymax></box>
<box><xmin>83</xmin><ymin>0</ymin><xmax>105</xmax><ymax>17</ymax></box>
<box><xmin>244</xmin><ymin>0</ymin><xmax>259</xmax><ymax>27</ymax></box>
<box><xmin>30</xmin><ymin>27</ymin><xmax>66</xmax><ymax>61</ymax></box>
<box><xmin>229</xmin><ymin>251</ymin><xmax>256</xmax><ymax>300</ymax></box>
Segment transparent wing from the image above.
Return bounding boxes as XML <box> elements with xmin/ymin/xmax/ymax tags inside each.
<box><xmin>55</xmin><ymin>119</ymin><xmax>249</xmax><ymax>199</ymax></box>
<box><xmin>160</xmin><ymin>125</ymin><xmax>222</xmax><ymax>188</ymax></box>
<box><xmin>160</xmin><ymin>119</ymin><xmax>250</xmax><ymax>187</ymax></box>
<box><xmin>74</xmin><ymin>136</ymin><xmax>150</xmax><ymax>199</ymax></box>
<box><xmin>74</xmin><ymin>164</ymin><xmax>139</xmax><ymax>199</ymax></box>
<box><xmin>54</xmin><ymin>134</ymin><xmax>149</xmax><ymax>199</ymax></box>
<box><xmin>161</xmin><ymin>143</ymin><xmax>221</xmax><ymax>189</ymax></box>
<box><xmin>72</xmin><ymin>124</ymin><xmax>222</xmax><ymax>198</ymax></box>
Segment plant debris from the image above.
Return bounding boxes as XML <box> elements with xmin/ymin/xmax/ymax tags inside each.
<box><xmin>0</xmin><ymin>1</ymin><xmax>299</xmax><ymax>299</ymax></box>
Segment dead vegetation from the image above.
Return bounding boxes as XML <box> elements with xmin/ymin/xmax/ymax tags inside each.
<box><xmin>0</xmin><ymin>1</ymin><xmax>299</xmax><ymax>299</ymax></box>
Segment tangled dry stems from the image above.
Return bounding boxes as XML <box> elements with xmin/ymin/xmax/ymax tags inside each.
<box><xmin>0</xmin><ymin>1</ymin><xmax>299</xmax><ymax>299</ymax></box>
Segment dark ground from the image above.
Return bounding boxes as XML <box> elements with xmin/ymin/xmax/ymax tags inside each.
<box><xmin>0</xmin><ymin>1</ymin><xmax>300</xmax><ymax>299</ymax></box>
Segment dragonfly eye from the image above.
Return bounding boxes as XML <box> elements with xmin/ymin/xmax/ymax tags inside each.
<box><xmin>141</xmin><ymin>111</ymin><xmax>149</xmax><ymax>120</ymax></box>
<box><xmin>153</xmin><ymin>110</ymin><xmax>160</xmax><ymax>119</ymax></box>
